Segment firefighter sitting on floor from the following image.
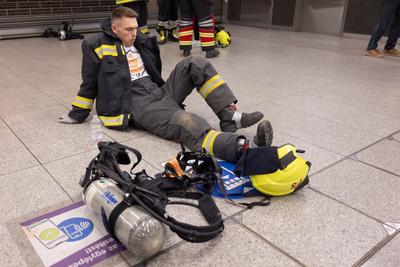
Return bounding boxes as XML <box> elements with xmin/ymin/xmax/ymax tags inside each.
<box><xmin>58</xmin><ymin>7</ymin><xmax>273</xmax><ymax>163</ymax></box>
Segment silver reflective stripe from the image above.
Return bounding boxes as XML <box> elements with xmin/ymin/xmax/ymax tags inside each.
<box><xmin>232</xmin><ymin>111</ymin><xmax>242</xmax><ymax>129</ymax></box>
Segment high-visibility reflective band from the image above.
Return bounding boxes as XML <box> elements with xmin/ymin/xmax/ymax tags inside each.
<box><xmin>139</xmin><ymin>27</ymin><xmax>150</xmax><ymax>34</ymax></box>
<box><xmin>120</xmin><ymin>45</ymin><xmax>125</xmax><ymax>55</ymax></box>
<box><xmin>98</xmin><ymin>114</ymin><xmax>125</xmax><ymax>127</ymax></box>
<box><xmin>199</xmin><ymin>32</ymin><xmax>215</xmax><ymax>38</ymax></box>
<box><xmin>198</xmin><ymin>74</ymin><xmax>225</xmax><ymax>99</ymax></box>
<box><xmin>179</xmin><ymin>30</ymin><xmax>193</xmax><ymax>36</ymax></box>
<box><xmin>201</xmin><ymin>41</ymin><xmax>216</xmax><ymax>47</ymax></box>
<box><xmin>72</xmin><ymin>96</ymin><xmax>94</xmax><ymax>109</ymax></box>
<box><xmin>201</xmin><ymin>130</ymin><xmax>221</xmax><ymax>156</ymax></box>
<box><xmin>179</xmin><ymin>41</ymin><xmax>192</xmax><ymax>45</ymax></box>
<box><xmin>116</xmin><ymin>0</ymin><xmax>135</xmax><ymax>4</ymax></box>
<box><xmin>94</xmin><ymin>45</ymin><xmax>118</xmax><ymax>60</ymax></box>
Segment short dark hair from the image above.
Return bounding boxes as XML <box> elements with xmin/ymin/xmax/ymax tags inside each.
<box><xmin>111</xmin><ymin>7</ymin><xmax>138</xmax><ymax>22</ymax></box>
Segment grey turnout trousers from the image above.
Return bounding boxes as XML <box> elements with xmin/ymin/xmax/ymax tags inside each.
<box><xmin>130</xmin><ymin>55</ymin><xmax>242</xmax><ymax>162</ymax></box>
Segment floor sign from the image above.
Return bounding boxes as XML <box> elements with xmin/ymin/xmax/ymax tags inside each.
<box><xmin>20</xmin><ymin>201</ymin><xmax>125</xmax><ymax>267</ymax></box>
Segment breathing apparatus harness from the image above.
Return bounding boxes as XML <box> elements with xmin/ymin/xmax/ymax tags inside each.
<box><xmin>80</xmin><ymin>142</ymin><xmax>224</xmax><ymax>243</ymax></box>
<box><xmin>161</xmin><ymin>144</ymin><xmax>271</xmax><ymax>209</ymax></box>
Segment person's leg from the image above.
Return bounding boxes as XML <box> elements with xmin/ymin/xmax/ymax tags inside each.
<box><xmin>178</xmin><ymin>0</ymin><xmax>194</xmax><ymax>56</ymax></box>
<box><xmin>192</xmin><ymin>0</ymin><xmax>218</xmax><ymax>58</ymax></box>
<box><xmin>167</xmin><ymin>0</ymin><xmax>179</xmax><ymax>42</ymax></box>
<box><xmin>162</xmin><ymin>55</ymin><xmax>264</xmax><ymax>132</ymax></box>
<box><xmin>366</xmin><ymin>0</ymin><xmax>396</xmax><ymax>52</ymax></box>
<box><xmin>384</xmin><ymin>2</ymin><xmax>400</xmax><ymax>53</ymax></box>
<box><xmin>138</xmin><ymin>2</ymin><xmax>149</xmax><ymax>34</ymax></box>
<box><xmin>157</xmin><ymin>0</ymin><xmax>169</xmax><ymax>44</ymax></box>
<box><xmin>163</xmin><ymin>110</ymin><xmax>273</xmax><ymax>163</ymax></box>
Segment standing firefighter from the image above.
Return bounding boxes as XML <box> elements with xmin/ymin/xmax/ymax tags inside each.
<box><xmin>58</xmin><ymin>7</ymin><xmax>273</xmax><ymax>163</ymax></box>
<box><xmin>178</xmin><ymin>0</ymin><xmax>219</xmax><ymax>58</ymax></box>
<box><xmin>116</xmin><ymin>0</ymin><xmax>150</xmax><ymax>34</ymax></box>
<box><xmin>157</xmin><ymin>0</ymin><xmax>179</xmax><ymax>44</ymax></box>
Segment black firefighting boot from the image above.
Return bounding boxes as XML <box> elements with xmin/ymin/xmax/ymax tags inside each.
<box><xmin>157</xmin><ymin>26</ymin><xmax>167</xmax><ymax>45</ymax></box>
<box><xmin>218</xmin><ymin>104</ymin><xmax>264</xmax><ymax>133</ymax></box>
<box><xmin>168</xmin><ymin>27</ymin><xmax>179</xmax><ymax>42</ymax></box>
<box><xmin>205</xmin><ymin>48</ymin><xmax>220</xmax><ymax>58</ymax></box>
<box><xmin>236</xmin><ymin>120</ymin><xmax>274</xmax><ymax>154</ymax></box>
<box><xmin>183</xmin><ymin>49</ymin><xmax>191</xmax><ymax>57</ymax></box>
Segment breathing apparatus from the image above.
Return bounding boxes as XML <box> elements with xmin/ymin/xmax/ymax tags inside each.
<box><xmin>81</xmin><ymin>142</ymin><xmax>224</xmax><ymax>257</ymax></box>
<box><xmin>43</xmin><ymin>21</ymin><xmax>84</xmax><ymax>41</ymax></box>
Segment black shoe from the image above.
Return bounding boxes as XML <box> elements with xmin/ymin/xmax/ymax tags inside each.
<box><xmin>168</xmin><ymin>28</ymin><xmax>179</xmax><ymax>42</ymax></box>
<box><xmin>183</xmin><ymin>49</ymin><xmax>191</xmax><ymax>57</ymax></box>
<box><xmin>219</xmin><ymin>109</ymin><xmax>264</xmax><ymax>133</ymax></box>
<box><xmin>252</xmin><ymin>120</ymin><xmax>273</xmax><ymax>147</ymax></box>
<box><xmin>205</xmin><ymin>49</ymin><xmax>219</xmax><ymax>58</ymax></box>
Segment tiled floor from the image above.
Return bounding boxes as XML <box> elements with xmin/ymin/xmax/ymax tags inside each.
<box><xmin>1</xmin><ymin>24</ymin><xmax>400</xmax><ymax>267</ymax></box>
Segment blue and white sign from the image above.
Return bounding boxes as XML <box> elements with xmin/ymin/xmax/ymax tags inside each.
<box><xmin>58</xmin><ymin>217</ymin><xmax>94</xmax><ymax>242</ymax></box>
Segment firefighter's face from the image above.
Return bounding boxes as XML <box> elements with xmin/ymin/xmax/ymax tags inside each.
<box><xmin>112</xmin><ymin>17</ymin><xmax>138</xmax><ymax>46</ymax></box>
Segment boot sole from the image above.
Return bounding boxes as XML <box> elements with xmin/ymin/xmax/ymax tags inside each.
<box><xmin>256</xmin><ymin>120</ymin><xmax>273</xmax><ymax>146</ymax></box>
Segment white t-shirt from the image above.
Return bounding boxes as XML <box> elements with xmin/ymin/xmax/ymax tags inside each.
<box><xmin>124</xmin><ymin>45</ymin><xmax>149</xmax><ymax>81</ymax></box>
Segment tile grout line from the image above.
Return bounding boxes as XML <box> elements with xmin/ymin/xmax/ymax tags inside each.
<box><xmin>352</xmin><ymin>228</ymin><xmax>400</xmax><ymax>267</ymax></box>
<box><xmin>236</xmin><ymin>219</ymin><xmax>307</xmax><ymax>267</ymax></box>
<box><xmin>308</xmin><ymin>129</ymin><xmax>400</xmax><ymax>179</ymax></box>
<box><xmin>0</xmin><ymin>117</ymin><xmax>75</xmax><ymax>202</ymax></box>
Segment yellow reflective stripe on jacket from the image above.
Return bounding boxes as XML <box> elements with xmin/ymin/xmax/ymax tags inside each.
<box><xmin>94</xmin><ymin>45</ymin><xmax>118</xmax><ymax>60</ymax></box>
<box><xmin>198</xmin><ymin>74</ymin><xmax>225</xmax><ymax>99</ymax></box>
<box><xmin>98</xmin><ymin>114</ymin><xmax>125</xmax><ymax>127</ymax></box>
<box><xmin>116</xmin><ymin>0</ymin><xmax>138</xmax><ymax>4</ymax></box>
<box><xmin>201</xmin><ymin>130</ymin><xmax>221</xmax><ymax>156</ymax></box>
<box><xmin>72</xmin><ymin>96</ymin><xmax>94</xmax><ymax>109</ymax></box>
<box><xmin>201</xmin><ymin>41</ymin><xmax>216</xmax><ymax>46</ymax></box>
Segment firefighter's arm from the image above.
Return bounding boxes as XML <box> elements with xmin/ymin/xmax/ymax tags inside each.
<box><xmin>61</xmin><ymin>40</ymin><xmax>100</xmax><ymax>123</ymax></box>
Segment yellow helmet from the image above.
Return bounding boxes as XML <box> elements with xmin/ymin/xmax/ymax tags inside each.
<box><xmin>215</xmin><ymin>25</ymin><xmax>231</xmax><ymax>48</ymax></box>
<box><xmin>250</xmin><ymin>144</ymin><xmax>311</xmax><ymax>196</ymax></box>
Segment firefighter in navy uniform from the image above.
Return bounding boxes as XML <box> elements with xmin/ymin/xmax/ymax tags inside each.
<box><xmin>156</xmin><ymin>0</ymin><xmax>179</xmax><ymax>44</ymax></box>
<box><xmin>116</xmin><ymin>0</ymin><xmax>150</xmax><ymax>34</ymax></box>
<box><xmin>178</xmin><ymin>0</ymin><xmax>219</xmax><ymax>58</ymax></box>
<box><xmin>59</xmin><ymin>7</ymin><xmax>273</xmax><ymax>163</ymax></box>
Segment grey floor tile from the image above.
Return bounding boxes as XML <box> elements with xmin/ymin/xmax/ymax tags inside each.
<box><xmin>20</xmin><ymin>68</ymin><xmax>82</xmax><ymax>107</ymax></box>
<box><xmin>4</xmin><ymin>105</ymin><xmax>99</xmax><ymax>163</ymax></box>
<box><xmin>243</xmin><ymin>101</ymin><xmax>380</xmax><ymax>155</ymax></box>
<box><xmin>0</xmin><ymin>85</ymin><xmax>58</xmax><ymax>118</ymax></box>
<box><xmin>0</xmin><ymin>120</ymin><xmax>38</xmax><ymax>176</ymax></box>
<box><xmin>309</xmin><ymin>78</ymin><xmax>400</xmax><ymax>119</ymax></box>
<box><xmin>393</xmin><ymin>132</ymin><xmax>400</xmax><ymax>141</ymax></box>
<box><xmin>0</xmin><ymin>64</ymin><xmax>32</xmax><ymax>90</ymax></box>
<box><xmin>271</xmin><ymin>94</ymin><xmax>400</xmax><ymax>137</ymax></box>
<box><xmin>0</xmin><ymin>166</ymin><xmax>70</xmax><ymax>223</ymax></box>
<box><xmin>102</xmin><ymin>126</ymin><xmax>148</xmax><ymax>143</ymax></box>
<box><xmin>362</xmin><ymin>233</ymin><xmax>400</xmax><ymax>267</ymax></box>
<box><xmin>43</xmin><ymin>150</ymin><xmax>100</xmax><ymax>199</ymax></box>
<box><xmin>311</xmin><ymin>158</ymin><xmax>400</xmax><ymax>222</ymax></box>
<box><xmin>0</xmin><ymin>223</ymin><xmax>28</xmax><ymax>267</ymax></box>
<box><xmin>356</xmin><ymin>139</ymin><xmax>400</xmax><ymax>176</ymax></box>
<box><xmin>241</xmin><ymin>189</ymin><xmax>387</xmax><ymax>267</ymax></box>
<box><xmin>146</xmin><ymin>219</ymin><xmax>301</xmax><ymax>267</ymax></box>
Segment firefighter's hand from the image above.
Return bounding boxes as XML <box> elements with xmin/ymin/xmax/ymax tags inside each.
<box><xmin>58</xmin><ymin>114</ymin><xmax>79</xmax><ymax>124</ymax></box>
